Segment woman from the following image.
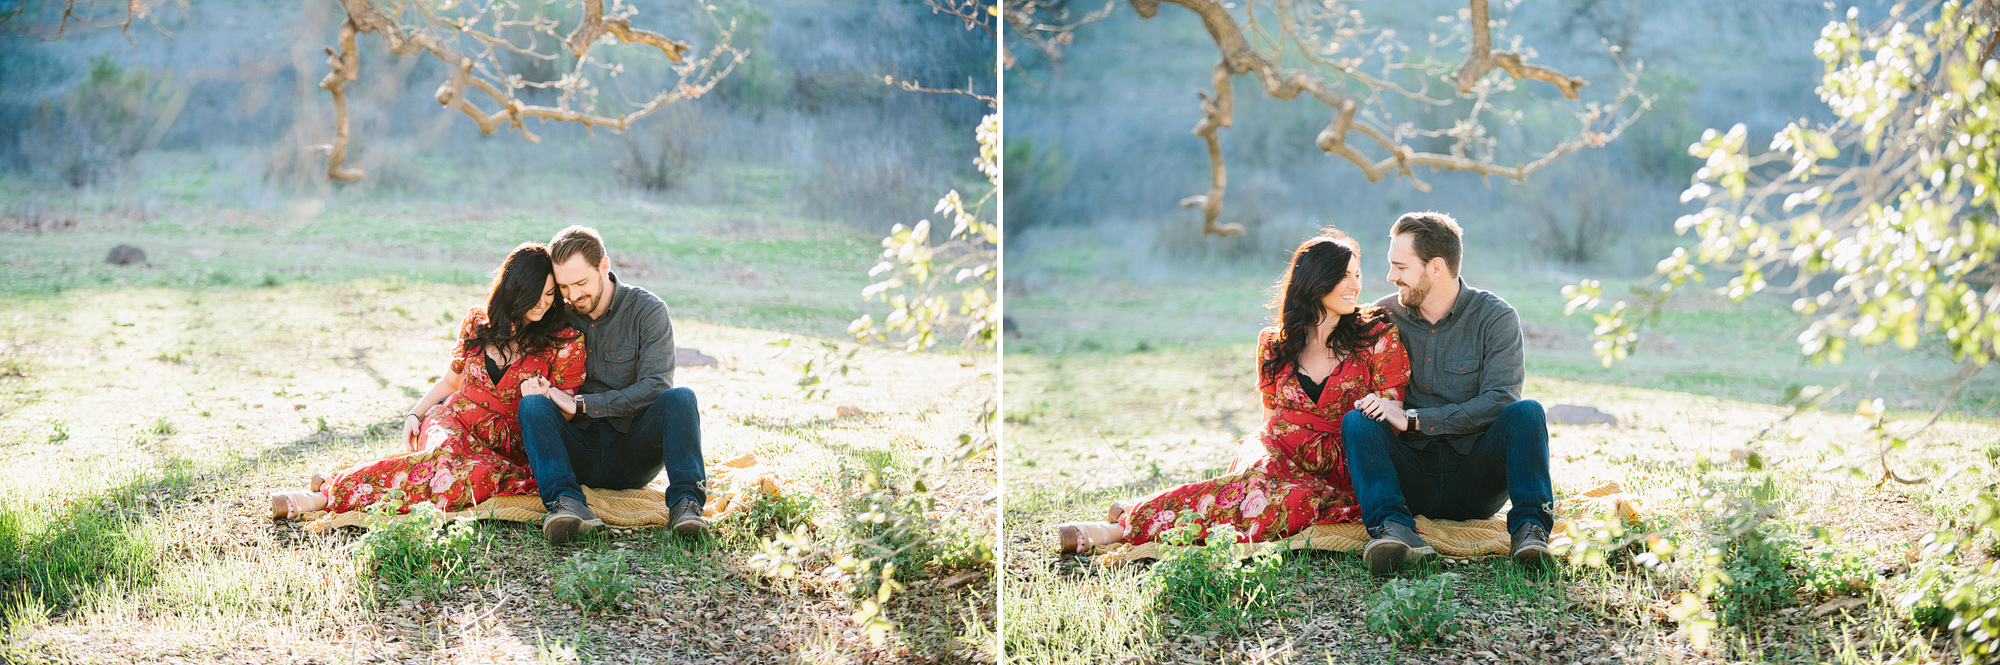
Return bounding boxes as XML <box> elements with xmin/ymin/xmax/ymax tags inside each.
<box><xmin>1058</xmin><ymin>229</ymin><xmax>1412</xmax><ymax>551</ymax></box>
<box><xmin>271</xmin><ymin>243</ymin><xmax>587</xmax><ymax>518</ymax></box>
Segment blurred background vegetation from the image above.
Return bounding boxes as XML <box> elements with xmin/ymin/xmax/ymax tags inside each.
<box><xmin>0</xmin><ymin>0</ymin><xmax>992</xmax><ymax>260</ymax></box>
<box><xmin>1002</xmin><ymin>0</ymin><xmax>1996</xmax><ymax>418</ymax></box>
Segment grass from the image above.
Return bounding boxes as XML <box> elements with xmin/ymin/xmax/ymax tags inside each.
<box><xmin>0</xmin><ymin>176</ymin><xmax>881</xmax><ymax>340</ymax></box>
<box><xmin>1004</xmin><ymin>240</ymin><xmax>2000</xmax><ymax>662</ymax></box>
<box><xmin>1004</xmin><ymin>243</ymin><xmax>2000</xmax><ymax>417</ymax></box>
<box><xmin>0</xmin><ymin>180</ymin><xmax>997</xmax><ymax>662</ymax></box>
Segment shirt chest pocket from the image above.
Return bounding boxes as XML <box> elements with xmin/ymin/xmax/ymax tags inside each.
<box><xmin>1443</xmin><ymin>353</ymin><xmax>1482</xmax><ymax>375</ymax></box>
<box><xmin>598</xmin><ymin>345</ymin><xmax>641</xmax><ymax>383</ymax></box>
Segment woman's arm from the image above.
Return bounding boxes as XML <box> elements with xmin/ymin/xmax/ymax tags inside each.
<box><xmin>403</xmin><ymin>370</ymin><xmax>461</xmax><ymax>451</ymax></box>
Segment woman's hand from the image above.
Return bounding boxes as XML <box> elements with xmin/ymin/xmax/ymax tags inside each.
<box><xmin>402</xmin><ymin>414</ymin><xmax>422</xmax><ymax>452</ymax></box>
<box><xmin>520</xmin><ymin>376</ymin><xmax>577</xmax><ymax>416</ymax></box>
<box><xmin>1354</xmin><ymin>394</ymin><xmax>1410</xmax><ymax>432</ymax></box>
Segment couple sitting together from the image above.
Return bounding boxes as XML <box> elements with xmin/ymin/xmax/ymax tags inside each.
<box><xmin>1059</xmin><ymin>212</ymin><xmax>1557</xmax><ymax>576</ymax></box>
<box><xmin>269</xmin><ymin>225</ymin><xmax>708</xmax><ymax>544</ymax></box>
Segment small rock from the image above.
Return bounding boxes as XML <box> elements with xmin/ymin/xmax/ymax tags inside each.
<box><xmin>1547</xmin><ymin>404</ymin><xmax>1617</xmax><ymax>426</ymax></box>
<box><xmin>836</xmin><ymin>405</ymin><xmax>864</xmax><ymax>418</ymax></box>
<box><xmin>675</xmin><ymin>348</ymin><xmax>719</xmax><ymax>368</ymax></box>
<box><xmin>1812</xmin><ymin>596</ymin><xmax>1867</xmax><ymax>616</ymax></box>
<box><xmin>106</xmin><ymin>244</ymin><xmax>147</xmax><ymax>266</ymax></box>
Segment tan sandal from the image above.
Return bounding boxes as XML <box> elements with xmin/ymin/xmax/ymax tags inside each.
<box><xmin>309</xmin><ymin>472</ymin><xmax>330</xmax><ymax>493</ymax></box>
<box><xmin>1057</xmin><ymin>522</ymin><xmax>1125</xmax><ymax>554</ymax></box>
<box><xmin>270</xmin><ymin>490</ymin><xmax>327</xmax><ymax>520</ymax></box>
<box><xmin>1106</xmin><ymin>501</ymin><xmax>1133</xmax><ymax>525</ymax></box>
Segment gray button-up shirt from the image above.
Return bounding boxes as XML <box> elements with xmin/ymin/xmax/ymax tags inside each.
<box><xmin>1374</xmin><ymin>276</ymin><xmax>1524</xmax><ymax>454</ymax></box>
<box><xmin>565</xmin><ymin>272</ymin><xmax>677</xmax><ymax>433</ymax></box>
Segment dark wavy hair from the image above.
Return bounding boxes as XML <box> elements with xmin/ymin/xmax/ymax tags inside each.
<box><xmin>1262</xmin><ymin>228</ymin><xmax>1389</xmax><ymax>380</ymax></box>
<box><xmin>469</xmin><ymin>243</ymin><xmax>570</xmax><ymax>359</ymax></box>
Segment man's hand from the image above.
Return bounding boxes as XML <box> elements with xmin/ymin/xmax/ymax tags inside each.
<box><xmin>521</xmin><ymin>376</ymin><xmax>578</xmax><ymax>415</ymax></box>
<box><xmin>1354</xmin><ymin>394</ymin><xmax>1409</xmax><ymax>432</ymax></box>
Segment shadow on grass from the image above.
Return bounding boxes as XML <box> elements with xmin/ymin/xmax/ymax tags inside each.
<box><xmin>0</xmin><ymin>418</ymin><xmax>397</xmax><ymax>627</ymax></box>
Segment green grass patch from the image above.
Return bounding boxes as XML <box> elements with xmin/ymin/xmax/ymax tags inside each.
<box><xmin>552</xmin><ymin>550</ymin><xmax>637</xmax><ymax>615</ymax></box>
<box><xmin>1148</xmin><ymin>518</ymin><xmax>1287</xmax><ymax>633</ymax></box>
<box><xmin>1002</xmin><ymin>561</ymin><xmax>1160</xmax><ymax>665</ymax></box>
<box><xmin>0</xmin><ymin>457</ymin><xmax>198</xmax><ymax>619</ymax></box>
<box><xmin>353</xmin><ymin>492</ymin><xmax>484</xmax><ymax>602</ymax></box>
<box><xmin>1366</xmin><ymin>573</ymin><xmax>1464</xmax><ymax>644</ymax></box>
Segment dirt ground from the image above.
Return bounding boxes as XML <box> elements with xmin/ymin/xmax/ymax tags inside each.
<box><xmin>0</xmin><ymin>281</ymin><xmax>996</xmax><ymax>663</ymax></box>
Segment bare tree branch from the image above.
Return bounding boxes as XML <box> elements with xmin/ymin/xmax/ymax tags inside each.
<box><xmin>1127</xmin><ymin>0</ymin><xmax>1646</xmax><ymax>235</ymax></box>
<box><xmin>1453</xmin><ymin>0</ymin><xmax>1585</xmax><ymax>99</ymax></box>
<box><xmin>313</xmin><ymin>0</ymin><xmax>744</xmax><ymax>182</ymax></box>
<box><xmin>1</xmin><ymin>0</ymin><xmax>182</xmax><ymax>41</ymax></box>
<box><xmin>928</xmin><ymin>0</ymin><xmax>997</xmax><ymax>42</ymax></box>
<box><xmin>884</xmin><ymin>74</ymin><xmax>998</xmax><ymax>108</ymax></box>
<box><xmin>1002</xmin><ymin>0</ymin><xmax>1117</xmax><ymax>71</ymax></box>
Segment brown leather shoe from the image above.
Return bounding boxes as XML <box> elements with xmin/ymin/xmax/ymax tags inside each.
<box><xmin>1511</xmin><ymin>522</ymin><xmax>1558</xmax><ymax>569</ymax></box>
<box><xmin>670</xmin><ymin>497</ymin><xmax>708</xmax><ymax>537</ymax></box>
<box><xmin>1363</xmin><ymin>520</ymin><xmax>1436</xmax><ymax>577</ymax></box>
<box><xmin>543</xmin><ymin>495</ymin><xmax>604</xmax><ymax>544</ymax></box>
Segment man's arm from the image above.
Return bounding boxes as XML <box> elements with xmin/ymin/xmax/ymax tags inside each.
<box><xmin>1412</xmin><ymin>306</ymin><xmax>1524</xmax><ymax>435</ymax></box>
<box><xmin>580</xmin><ymin>299</ymin><xmax>678</xmax><ymax>419</ymax></box>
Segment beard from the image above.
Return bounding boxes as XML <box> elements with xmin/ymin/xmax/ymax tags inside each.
<box><xmin>568</xmin><ymin>281</ymin><xmax>605</xmax><ymax>315</ymax></box>
<box><xmin>1397</xmin><ymin>273</ymin><xmax>1432</xmax><ymax>311</ymax></box>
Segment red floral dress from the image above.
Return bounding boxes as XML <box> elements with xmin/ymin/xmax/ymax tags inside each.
<box><xmin>1119</xmin><ymin>322</ymin><xmax>1411</xmax><ymax>545</ymax></box>
<box><xmin>324</xmin><ymin>308</ymin><xmax>585</xmax><ymax>514</ymax></box>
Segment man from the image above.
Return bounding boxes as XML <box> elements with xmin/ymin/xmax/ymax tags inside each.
<box><xmin>1341</xmin><ymin>212</ymin><xmax>1555</xmax><ymax>577</ymax></box>
<box><xmin>517</xmin><ymin>225</ymin><xmax>707</xmax><ymax>544</ymax></box>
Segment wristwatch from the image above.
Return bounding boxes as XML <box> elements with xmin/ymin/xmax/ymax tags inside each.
<box><xmin>573</xmin><ymin>394</ymin><xmax>585</xmax><ymax>416</ymax></box>
<box><xmin>1405</xmin><ymin>409</ymin><xmax>1420</xmax><ymax>431</ymax></box>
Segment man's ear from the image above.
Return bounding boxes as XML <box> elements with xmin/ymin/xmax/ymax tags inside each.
<box><xmin>1428</xmin><ymin>257</ymin><xmax>1449</xmax><ymax>279</ymax></box>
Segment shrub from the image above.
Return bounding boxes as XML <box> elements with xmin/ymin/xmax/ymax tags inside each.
<box><xmin>22</xmin><ymin>54</ymin><xmax>172</xmax><ymax>187</ymax></box>
<box><xmin>1712</xmin><ymin>526</ymin><xmax>1804</xmax><ymax>625</ymax></box>
<box><xmin>355</xmin><ymin>492</ymin><xmax>480</xmax><ymax>600</ymax></box>
<box><xmin>1802</xmin><ymin>548</ymin><xmax>1874</xmax><ymax>599</ymax></box>
<box><xmin>841</xmin><ymin>470</ymin><xmax>940</xmax><ymax>598</ymax></box>
<box><xmin>553</xmin><ymin>551</ymin><xmax>635</xmax><ymax>614</ymax></box>
<box><xmin>605</xmin><ymin>105</ymin><xmax>708</xmax><ymax>192</ymax></box>
<box><xmin>929</xmin><ymin>520</ymin><xmax>994</xmax><ymax>573</ymax></box>
<box><xmin>1367</xmin><ymin>573</ymin><xmax>1463</xmax><ymax>644</ymax></box>
<box><xmin>1149</xmin><ymin>516</ymin><xmax>1285</xmax><ymax>631</ymax></box>
<box><xmin>735</xmin><ymin>490</ymin><xmax>820</xmax><ymax>541</ymax></box>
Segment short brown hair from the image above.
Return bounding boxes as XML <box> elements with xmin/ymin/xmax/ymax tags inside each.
<box><xmin>550</xmin><ymin>225</ymin><xmax>607</xmax><ymax>267</ymax></box>
<box><xmin>1390</xmin><ymin>212</ymin><xmax>1463</xmax><ymax>275</ymax></box>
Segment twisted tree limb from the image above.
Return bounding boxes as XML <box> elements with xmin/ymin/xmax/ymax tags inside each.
<box><xmin>315</xmin><ymin>19</ymin><xmax>364</xmax><ymax>182</ymax></box>
<box><xmin>563</xmin><ymin>0</ymin><xmax>689</xmax><ymax>61</ymax></box>
<box><xmin>1453</xmin><ymin>0</ymin><xmax>1585</xmax><ymax>99</ymax></box>
<box><xmin>1131</xmin><ymin>0</ymin><xmax>1643</xmax><ymax>235</ymax></box>
<box><xmin>316</xmin><ymin>0</ymin><xmax>739</xmax><ymax>182</ymax></box>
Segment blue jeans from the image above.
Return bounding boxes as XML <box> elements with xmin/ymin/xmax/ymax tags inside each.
<box><xmin>1339</xmin><ymin>399</ymin><xmax>1553</xmax><ymax>534</ymax></box>
<box><xmin>518</xmin><ymin>388</ymin><xmax>705</xmax><ymax>509</ymax></box>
